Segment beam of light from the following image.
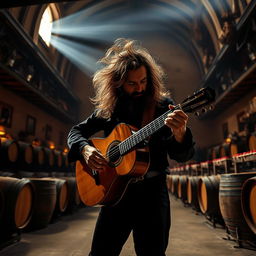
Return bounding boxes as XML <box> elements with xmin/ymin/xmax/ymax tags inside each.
<box><xmin>51</xmin><ymin>4</ymin><xmax>195</xmax><ymax>40</ymax></box>
<box><xmin>50</xmin><ymin>35</ymin><xmax>104</xmax><ymax>76</ymax></box>
<box><xmin>50</xmin><ymin>2</ymin><xmax>200</xmax><ymax>76</ymax></box>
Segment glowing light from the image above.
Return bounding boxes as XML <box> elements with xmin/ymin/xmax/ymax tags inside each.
<box><xmin>50</xmin><ymin>35</ymin><xmax>103</xmax><ymax>76</ymax></box>
<box><xmin>63</xmin><ymin>148</ymin><xmax>69</xmax><ymax>153</ymax></box>
<box><xmin>39</xmin><ymin>6</ymin><xmax>53</xmax><ymax>46</ymax></box>
<box><xmin>225</xmin><ymin>138</ymin><xmax>232</xmax><ymax>143</ymax></box>
<box><xmin>47</xmin><ymin>141</ymin><xmax>55</xmax><ymax>149</ymax></box>
<box><xmin>0</xmin><ymin>125</ymin><xmax>6</xmax><ymax>136</ymax></box>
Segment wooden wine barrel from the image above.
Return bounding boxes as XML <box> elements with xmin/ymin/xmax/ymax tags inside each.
<box><xmin>42</xmin><ymin>178</ymin><xmax>69</xmax><ymax>214</ymax></box>
<box><xmin>27</xmin><ymin>178</ymin><xmax>56</xmax><ymax>229</ymax></box>
<box><xmin>230</xmin><ymin>136</ymin><xmax>248</xmax><ymax>156</ymax></box>
<box><xmin>248</xmin><ymin>134</ymin><xmax>256</xmax><ymax>151</ymax></box>
<box><xmin>187</xmin><ymin>176</ymin><xmax>200</xmax><ymax>211</ymax></box>
<box><xmin>24</xmin><ymin>144</ymin><xmax>34</xmax><ymax>165</ymax></box>
<box><xmin>0</xmin><ymin>139</ymin><xmax>19</xmax><ymax>168</ymax></box>
<box><xmin>34</xmin><ymin>146</ymin><xmax>46</xmax><ymax>166</ymax></box>
<box><xmin>33</xmin><ymin>147</ymin><xmax>55</xmax><ymax>169</ymax></box>
<box><xmin>219</xmin><ymin>172</ymin><xmax>256</xmax><ymax>242</ymax></box>
<box><xmin>178</xmin><ymin>175</ymin><xmax>188</xmax><ymax>202</ymax></box>
<box><xmin>17</xmin><ymin>141</ymin><xmax>35</xmax><ymax>169</ymax></box>
<box><xmin>0</xmin><ymin>177</ymin><xmax>34</xmax><ymax>232</ymax></box>
<box><xmin>63</xmin><ymin>177</ymin><xmax>81</xmax><ymax>211</ymax></box>
<box><xmin>198</xmin><ymin>175</ymin><xmax>221</xmax><ymax>218</ymax></box>
<box><xmin>47</xmin><ymin>148</ymin><xmax>56</xmax><ymax>168</ymax></box>
<box><xmin>241</xmin><ymin>176</ymin><xmax>256</xmax><ymax>234</ymax></box>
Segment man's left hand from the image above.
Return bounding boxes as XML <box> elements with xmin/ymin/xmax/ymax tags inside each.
<box><xmin>164</xmin><ymin>105</ymin><xmax>188</xmax><ymax>143</ymax></box>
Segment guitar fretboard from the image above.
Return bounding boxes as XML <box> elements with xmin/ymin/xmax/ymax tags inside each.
<box><xmin>118</xmin><ymin>106</ymin><xmax>178</xmax><ymax>156</ymax></box>
<box><xmin>117</xmin><ymin>88</ymin><xmax>213</xmax><ymax>156</ymax></box>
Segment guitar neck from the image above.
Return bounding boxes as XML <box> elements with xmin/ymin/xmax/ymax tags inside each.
<box><xmin>119</xmin><ymin>106</ymin><xmax>177</xmax><ymax>156</ymax></box>
<box><xmin>118</xmin><ymin>87</ymin><xmax>214</xmax><ymax>156</ymax></box>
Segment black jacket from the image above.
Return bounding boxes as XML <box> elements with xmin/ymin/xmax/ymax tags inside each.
<box><xmin>67</xmin><ymin>97</ymin><xmax>195</xmax><ymax>174</ymax></box>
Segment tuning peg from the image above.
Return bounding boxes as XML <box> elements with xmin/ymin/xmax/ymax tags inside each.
<box><xmin>208</xmin><ymin>105</ymin><xmax>214</xmax><ymax>110</ymax></box>
<box><xmin>195</xmin><ymin>111</ymin><xmax>200</xmax><ymax>117</ymax></box>
<box><xmin>201</xmin><ymin>108</ymin><xmax>207</xmax><ymax>113</ymax></box>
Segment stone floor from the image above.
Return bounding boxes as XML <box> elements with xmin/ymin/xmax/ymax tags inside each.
<box><xmin>0</xmin><ymin>195</ymin><xmax>255</xmax><ymax>256</ymax></box>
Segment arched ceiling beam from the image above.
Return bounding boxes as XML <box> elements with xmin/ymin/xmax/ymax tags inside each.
<box><xmin>201</xmin><ymin>0</ymin><xmax>222</xmax><ymax>42</ymax></box>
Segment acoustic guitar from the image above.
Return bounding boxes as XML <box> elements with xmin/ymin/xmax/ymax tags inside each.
<box><xmin>76</xmin><ymin>87</ymin><xmax>215</xmax><ymax>206</ymax></box>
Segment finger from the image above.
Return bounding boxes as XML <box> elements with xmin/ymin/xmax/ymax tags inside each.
<box><xmin>167</xmin><ymin>122</ymin><xmax>182</xmax><ymax>130</ymax></box>
<box><xmin>168</xmin><ymin>110</ymin><xmax>188</xmax><ymax>119</ymax></box>
<box><xmin>165</xmin><ymin>116</ymin><xmax>186</xmax><ymax>127</ymax></box>
<box><xmin>89</xmin><ymin>158</ymin><xmax>104</xmax><ymax>170</ymax></box>
<box><xmin>93</xmin><ymin>151</ymin><xmax>108</xmax><ymax>165</ymax></box>
<box><xmin>167</xmin><ymin>115</ymin><xmax>187</xmax><ymax>124</ymax></box>
<box><xmin>165</xmin><ymin>120</ymin><xmax>182</xmax><ymax>130</ymax></box>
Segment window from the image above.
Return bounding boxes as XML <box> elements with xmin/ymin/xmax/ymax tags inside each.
<box><xmin>26</xmin><ymin>115</ymin><xmax>36</xmax><ymax>135</ymax></box>
<box><xmin>0</xmin><ymin>102</ymin><xmax>13</xmax><ymax>128</ymax></box>
<box><xmin>38</xmin><ymin>6</ymin><xmax>53</xmax><ymax>46</ymax></box>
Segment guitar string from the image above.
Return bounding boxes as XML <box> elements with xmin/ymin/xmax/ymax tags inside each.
<box><xmin>106</xmin><ymin>90</ymin><xmax>210</xmax><ymax>160</ymax></box>
<box><xmin>106</xmin><ymin>103</ymin><xmax>194</xmax><ymax>160</ymax></box>
<box><xmin>106</xmin><ymin>100</ymin><xmax>200</xmax><ymax>160</ymax></box>
<box><xmin>106</xmin><ymin>89</ymin><xmax>210</xmax><ymax>159</ymax></box>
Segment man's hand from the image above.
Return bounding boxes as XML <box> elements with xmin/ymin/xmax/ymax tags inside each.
<box><xmin>82</xmin><ymin>145</ymin><xmax>108</xmax><ymax>171</ymax></box>
<box><xmin>164</xmin><ymin>105</ymin><xmax>188</xmax><ymax>143</ymax></box>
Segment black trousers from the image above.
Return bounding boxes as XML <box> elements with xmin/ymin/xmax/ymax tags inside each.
<box><xmin>89</xmin><ymin>174</ymin><xmax>171</xmax><ymax>256</ymax></box>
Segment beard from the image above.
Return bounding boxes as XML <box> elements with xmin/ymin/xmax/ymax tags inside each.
<box><xmin>114</xmin><ymin>88</ymin><xmax>149</xmax><ymax>127</ymax></box>
<box><xmin>117</xmin><ymin>89</ymin><xmax>147</xmax><ymax>110</ymax></box>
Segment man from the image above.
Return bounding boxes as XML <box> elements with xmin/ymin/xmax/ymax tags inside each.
<box><xmin>67</xmin><ymin>38</ymin><xmax>195</xmax><ymax>256</ymax></box>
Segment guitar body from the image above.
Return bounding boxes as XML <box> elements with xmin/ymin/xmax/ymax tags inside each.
<box><xmin>75</xmin><ymin>87</ymin><xmax>215</xmax><ymax>206</ymax></box>
<box><xmin>76</xmin><ymin>123</ymin><xmax>150</xmax><ymax>206</ymax></box>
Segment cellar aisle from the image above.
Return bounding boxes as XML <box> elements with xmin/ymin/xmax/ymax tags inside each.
<box><xmin>0</xmin><ymin>195</ymin><xmax>255</xmax><ymax>256</ymax></box>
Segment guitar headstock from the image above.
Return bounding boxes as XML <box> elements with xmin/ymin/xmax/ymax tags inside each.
<box><xmin>181</xmin><ymin>87</ymin><xmax>215</xmax><ymax>114</ymax></box>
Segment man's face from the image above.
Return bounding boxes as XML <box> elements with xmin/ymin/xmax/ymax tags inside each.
<box><xmin>122</xmin><ymin>65</ymin><xmax>147</xmax><ymax>98</ymax></box>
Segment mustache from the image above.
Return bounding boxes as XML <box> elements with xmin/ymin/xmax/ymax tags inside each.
<box><xmin>132</xmin><ymin>91</ymin><xmax>145</xmax><ymax>97</ymax></box>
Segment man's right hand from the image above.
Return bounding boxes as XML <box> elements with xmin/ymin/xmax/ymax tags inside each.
<box><xmin>82</xmin><ymin>145</ymin><xmax>108</xmax><ymax>171</ymax></box>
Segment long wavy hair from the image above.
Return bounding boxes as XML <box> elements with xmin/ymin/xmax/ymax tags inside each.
<box><xmin>91</xmin><ymin>38</ymin><xmax>169</xmax><ymax>119</ymax></box>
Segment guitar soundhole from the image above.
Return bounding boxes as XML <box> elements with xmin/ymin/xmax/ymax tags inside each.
<box><xmin>107</xmin><ymin>141</ymin><xmax>121</xmax><ymax>167</ymax></box>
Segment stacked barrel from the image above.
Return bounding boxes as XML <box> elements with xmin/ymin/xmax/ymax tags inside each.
<box><xmin>167</xmin><ymin>150</ymin><xmax>256</xmax><ymax>247</ymax></box>
<box><xmin>0</xmin><ymin>138</ymin><xmax>71</xmax><ymax>174</ymax></box>
<box><xmin>219</xmin><ymin>172</ymin><xmax>256</xmax><ymax>246</ymax></box>
<box><xmin>0</xmin><ymin>138</ymin><xmax>82</xmax><ymax>248</ymax></box>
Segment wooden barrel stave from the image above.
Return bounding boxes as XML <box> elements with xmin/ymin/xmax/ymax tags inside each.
<box><xmin>219</xmin><ymin>172</ymin><xmax>256</xmax><ymax>242</ymax></box>
<box><xmin>248</xmin><ymin>134</ymin><xmax>256</xmax><ymax>151</ymax></box>
<box><xmin>27</xmin><ymin>178</ymin><xmax>57</xmax><ymax>229</ymax></box>
<box><xmin>178</xmin><ymin>175</ymin><xmax>188</xmax><ymax>202</ymax></box>
<box><xmin>241</xmin><ymin>176</ymin><xmax>256</xmax><ymax>234</ymax></box>
<box><xmin>41</xmin><ymin>177</ymin><xmax>69</xmax><ymax>214</ymax></box>
<box><xmin>0</xmin><ymin>177</ymin><xmax>34</xmax><ymax>232</ymax></box>
<box><xmin>198</xmin><ymin>175</ymin><xmax>221</xmax><ymax>218</ymax></box>
<box><xmin>187</xmin><ymin>176</ymin><xmax>200</xmax><ymax>211</ymax></box>
<box><xmin>63</xmin><ymin>177</ymin><xmax>81</xmax><ymax>211</ymax></box>
<box><xmin>0</xmin><ymin>140</ymin><xmax>19</xmax><ymax>169</ymax></box>
<box><xmin>171</xmin><ymin>175</ymin><xmax>179</xmax><ymax>197</ymax></box>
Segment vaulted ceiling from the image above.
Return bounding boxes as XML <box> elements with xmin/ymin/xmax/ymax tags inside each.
<box><xmin>2</xmin><ymin>0</ymin><xmax>240</xmax><ymax>76</ymax></box>
<box><xmin>54</xmin><ymin>0</ymin><xmax>224</xmax><ymax>73</ymax></box>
